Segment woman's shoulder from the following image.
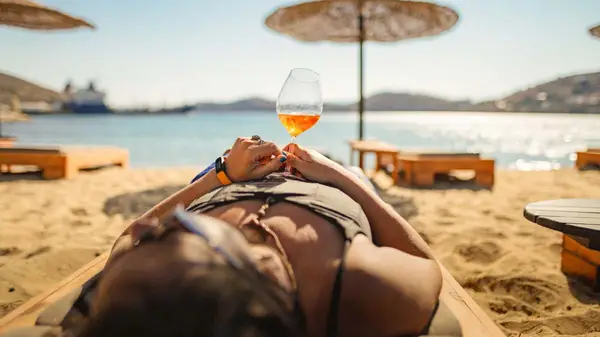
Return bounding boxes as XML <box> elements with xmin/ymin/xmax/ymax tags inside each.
<box><xmin>340</xmin><ymin>236</ymin><xmax>442</xmax><ymax>336</ymax></box>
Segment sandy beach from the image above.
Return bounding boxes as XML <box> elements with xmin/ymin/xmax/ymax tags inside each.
<box><xmin>1</xmin><ymin>167</ymin><xmax>600</xmax><ymax>336</ymax></box>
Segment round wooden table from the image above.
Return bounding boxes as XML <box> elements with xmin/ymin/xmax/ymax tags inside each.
<box><xmin>524</xmin><ymin>199</ymin><xmax>600</xmax><ymax>248</ymax></box>
<box><xmin>523</xmin><ymin>199</ymin><xmax>600</xmax><ymax>291</ymax></box>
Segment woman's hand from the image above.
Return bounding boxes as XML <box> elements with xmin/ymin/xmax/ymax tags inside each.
<box><xmin>225</xmin><ymin>137</ymin><xmax>286</xmax><ymax>182</ymax></box>
<box><xmin>283</xmin><ymin>144</ymin><xmax>348</xmax><ymax>185</ymax></box>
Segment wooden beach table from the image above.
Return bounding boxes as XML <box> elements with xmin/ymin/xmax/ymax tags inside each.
<box><xmin>524</xmin><ymin>199</ymin><xmax>600</xmax><ymax>291</ymax></box>
<box><xmin>0</xmin><ymin>251</ymin><xmax>506</xmax><ymax>337</ymax></box>
<box><xmin>0</xmin><ymin>146</ymin><xmax>129</xmax><ymax>179</ymax></box>
<box><xmin>575</xmin><ymin>148</ymin><xmax>600</xmax><ymax>170</ymax></box>
<box><xmin>348</xmin><ymin>139</ymin><xmax>400</xmax><ymax>173</ymax></box>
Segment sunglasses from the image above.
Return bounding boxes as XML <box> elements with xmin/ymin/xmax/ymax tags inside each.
<box><xmin>71</xmin><ymin>205</ymin><xmax>302</xmax><ymax>330</ymax></box>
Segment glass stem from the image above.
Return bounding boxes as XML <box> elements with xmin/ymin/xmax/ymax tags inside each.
<box><xmin>290</xmin><ymin>136</ymin><xmax>296</xmax><ymax>144</ymax></box>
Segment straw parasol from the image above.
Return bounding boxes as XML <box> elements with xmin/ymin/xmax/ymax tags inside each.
<box><xmin>0</xmin><ymin>0</ymin><xmax>94</xmax><ymax>139</ymax></box>
<box><xmin>265</xmin><ymin>0</ymin><xmax>459</xmax><ymax>140</ymax></box>
<box><xmin>0</xmin><ymin>0</ymin><xmax>94</xmax><ymax>30</ymax></box>
<box><xmin>590</xmin><ymin>24</ymin><xmax>600</xmax><ymax>39</ymax></box>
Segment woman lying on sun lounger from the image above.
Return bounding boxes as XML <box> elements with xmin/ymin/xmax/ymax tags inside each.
<box><xmin>77</xmin><ymin>136</ymin><xmax>442</xmax><ymax>337</ymax></box>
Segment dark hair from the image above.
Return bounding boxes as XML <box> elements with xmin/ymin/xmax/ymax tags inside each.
<box><xmin>75</xmin><ymin>265</ymin><xmax>304</xmax><ymax>337</ymax></box>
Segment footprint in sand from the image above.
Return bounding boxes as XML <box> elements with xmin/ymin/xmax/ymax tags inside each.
<box><xmin>71</xmin><ymin>208</ymin><xmax>89</xmax><ymax>216</ymax></box>
<box><xmin>472</xmin><ymin>227</ymin><xmax>507</xmax><ymax>239</ymax></box>
<box><xmin>493</xmin><ymin>214</ymin><xmax>515</xmax><ymax>222</ymax></box>
<box><xmin>24</xmin><ymin>246</ymin><xmax>51</xmax><ymax>259</ymax></box>
<box><xmin>437</xmin><ymin>220</ymin><xmax>455</xmax><ymax>226</ymax></box>
<box><xmin>488</xmin><ymin>296</ymin><xmax>539</xmax><ymax>316</ymax></box>
<box><xmin>455</xmin><ymin>241</ymin><xmax>503</xmax><ymax>264</ymax></box>
<box><xmin>71</xmin><ymin>219</ymin><xmax>92</xmax><ymax>227</ymax></box>
<box><xmin>548</xmin><ymin>242</ymin><xmax>562</xmax><ymax>255</ymax></box>
<box><xmin>500</xmin><ymin>309</ymin><xmax>600</xmax><ymax>336</ymax></box>
<box><xmin>463</xmin><ymin>275</ymin><xmax>565</xmax><ymax>312</ymax></box>
<box><xmin>0</xmin><ymin>247</ymin><xmax>21</xmax><ymax>256</ymax></box>
<box><xmin>436</xmin><ymin>208</ymin><xmax>455</xmax><ymax>218</ymax></box>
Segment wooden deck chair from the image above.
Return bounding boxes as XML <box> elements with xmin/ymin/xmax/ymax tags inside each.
<box><xmin>0</xmin><ymin>167</ymin><xmax>505</xmax><ymax>337</ymax></box>
<box><xmin>0</xmin><ymin>146</ymin><xmax>129</xmax><ymax>179</ymax></box>
<box><xmin>0</xmin><ymin>251</ymin><xmax>504</xmax><ymax>337</ymax></box>
<box><xmin>575</xmin><ymin>148</ymin><xmax>600</xmax><ymax>170</ymax></box>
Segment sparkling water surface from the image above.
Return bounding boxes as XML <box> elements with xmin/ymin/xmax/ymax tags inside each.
<box><xmin>5</xmin><ymin>111</ymin><xmax>600</xmax><ymax>170</ymax></box>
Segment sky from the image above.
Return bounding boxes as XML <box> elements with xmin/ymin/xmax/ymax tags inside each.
<box><xmin>1</xmin><ymin>0</ymin><xmax>600</xmax><ymax>107</ymax></box>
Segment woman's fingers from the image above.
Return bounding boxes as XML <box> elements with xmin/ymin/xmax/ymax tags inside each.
<box><xmin>250</xmin><ymin>142</ymin><xmax>282</xmax><ymax>160</ymax></box>
<box><xmin>286</xmin><ymin>154</ymin><xmax>307</xmax><ymax>171</ymax></box>
<box><xmin>252</xmin><ymin>155</ymin><xmax>286</xmax><ymax>178</ymax></box>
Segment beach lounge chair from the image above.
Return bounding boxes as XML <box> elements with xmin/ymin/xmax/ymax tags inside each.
<box><xmin>0</xmin><ymin>146</ymin><xmax>129</xmax><ymax>179</ymax></box>
<box><xmin>0</xmin><ymin>167</ymin><xmax>505</xmax><ymax>337</ymax></box>
<box><xmin>575</xmin><ymin>148</ymin><xmax>600</xmax><ymax>170</ymax></box>
<box><xmin>348</xmin><ymin>139</ymin><xmax>495</xmax><ymax>187</ymax></box>
<box><xmin>0</xmin><ymin>251</ymin><xmax>505</xmax><ymax>337</ymax></box>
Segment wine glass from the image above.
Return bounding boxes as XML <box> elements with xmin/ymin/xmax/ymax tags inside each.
<box><xmin>276</xmin><ymin>68</ymin><xmax>323</xmax><ymax>144</ymax></box>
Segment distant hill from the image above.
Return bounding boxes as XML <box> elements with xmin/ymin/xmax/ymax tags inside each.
<box><xmin>196</xmin><ymin>72</ymin><xmax>600</xmax><ymax>113</ymax></box>
<box><xmin>0</xmin><ymin>71</ymin><xmax>63</xmax><ymax>106</ymax></box>
<box><xmin>3</xmin><ymin>69</ymin><xmax>600</xmax><ymax>114</ymax></box>
<box><xmin>196</xmin><ymin>92</ymin><xmax>469</xmax><ymax>112</ymax></box>
<box><xmin>473</xmin><ymin>72</ymin><xmax>600</xmax><ymax>113</ymax></box>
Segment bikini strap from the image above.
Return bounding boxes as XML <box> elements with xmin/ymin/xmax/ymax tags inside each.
<box><xmin>325</xmin><ymin>240</ymin><xmax>350</xmax><ymax>337</ymax></box>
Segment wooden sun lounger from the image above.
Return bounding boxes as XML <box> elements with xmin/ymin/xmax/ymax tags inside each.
<box><xmin>397</xmin><ymin>154</ymin><xmax>495</xmax><ymax>188</ymax></box>
<box><xmin>0</xmin><ymin>146</ymin><xmax>129</xmax><ymax>179</ymax></box>
<box><xmin>0</xmin><ymin>251</ymin><xmax>505</xmax><ymax>337</ymax></box>
<box><xmin>0</xmin><ymin>137</ymin><xmax>16</xmax><ymax>148</ymax></box>
<box><xmin>575</xmin><ymin>148</ymin><xmax>600</xmax><ymax>170</ymax></box>
<box><xmin>348</xmin><ymin>140</ymin><xmax>495</xmax><ymax>187</ymax></box>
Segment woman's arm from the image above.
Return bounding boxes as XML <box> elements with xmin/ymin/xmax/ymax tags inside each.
<box><xmin>284</xmin><ymin>144</ymin><xmax>436</xmax><ymax>260</ymax></box>
<box><xmin>333</xmin><ymin>170</ymin><xmax>436</xmax><ymax>260</ymax></box>
<box><xmin>137</xmin><ymin>168</ymin><xmax>221</xmax><ymax>223</ymax></box>
<box><xmin>120</xmin><ymin>138</ymin><xmax>285</xmax><ymax>236</ymax></box>
<box><xmin>109</xmin><ymin>168</ymin><xmax>221</xmax><ymax>256</ymax></box>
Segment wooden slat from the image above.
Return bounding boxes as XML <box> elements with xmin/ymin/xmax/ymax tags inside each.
<box><xmin>526</xmin><ymin>210</ymin><xmax>600</xmax><ymax>218</ymax></box>
<box><xmin>561</xmin><ymin>250</ymin><xmax>600</xmax><ymax>291</ymax></box>
<box><xmin>439</xmin><ymin>265</ymin><xmax>505</xmax><ymax>337</ymax></box>
<box><xmin>563</xmin><ymin>235</ymin><xmax>600</xmax><ymax>265</ymax></box>
<box><xmin>576</xmin><ymin>151</ymin><xmax>600</xmax><ymax>169</ymax></box>
<box><xmin>526</xmin><ymin>199</ymin><xmax>600</xmax><ymax>208</ymax></box>
<box><xmin>348</xmin><ymin>140</ymin><xmax>399</xmax><ymax>153</ymax></box>
<box><xmin>524</xmin><ymin>200</ymin><xmax>600</xmax><ymax>240</ymax></box>
<box><xmin>537</xmin><ymin>216</ymin><xmax>600</xmax><ymax>226</ymax></box>
<box><xmin>563</xmin><ymin>224</ymin><xmax>600</xmax><ymax>244</ymax></box>
<box><xmin>0</xmin><ymin>252</ymin><xmax>109</xmax><ymax>332</ymax></box>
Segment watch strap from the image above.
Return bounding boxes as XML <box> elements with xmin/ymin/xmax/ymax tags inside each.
<box><xmin>215</xmin><ymin>156</ymin><xmax>232</xmax><ymax>185</ymax></box>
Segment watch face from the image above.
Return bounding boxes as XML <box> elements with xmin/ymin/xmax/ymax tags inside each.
<box><xmin>215</xmin><ymin>156</ymin><xmax>226</xmax><ymax>172</ymax></box>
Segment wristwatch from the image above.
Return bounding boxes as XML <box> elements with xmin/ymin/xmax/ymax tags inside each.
<box><xmin>214</xmin><ymin>156</ymin><xmax>232</xmax><ymax>185</ymax></box>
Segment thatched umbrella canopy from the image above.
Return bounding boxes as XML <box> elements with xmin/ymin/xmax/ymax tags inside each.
<box><xmin>265</xmin><ymin>0</ymin><xmax>459</xmax><ymax>140</ymax></box>
<box><xmin>590</xmin><ymin>24</ymin><xmax>600</xmax><ymax>39</ymax></box>
<box><xmin>0</xmin><ymin>0</ymin><xmax>94</xmax><ymax>139</ymax></box>
<box><xmin>0</xmin><ymin>0</ymin><xmax>94</xmax><ymax>30</ymax></box>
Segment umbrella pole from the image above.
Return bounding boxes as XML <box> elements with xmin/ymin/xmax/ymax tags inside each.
<box><xmin>358</xmin><ymin>11</ymin><xmax>365</xmax><ymax>140</ymax></box>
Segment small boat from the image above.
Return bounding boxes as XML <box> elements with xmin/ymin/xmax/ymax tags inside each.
<box><xmin>153</xmin><ymin>105</ymin><xmax>195</xmax><ymax>114</ymax></box>
<box><xmin>62</xmin><ymin>80</ymin><xmax>112</xmax><ymax>114</ymax></box>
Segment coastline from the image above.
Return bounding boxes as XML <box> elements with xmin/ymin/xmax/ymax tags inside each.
<box><xmin>1</xmin><ymin>167</ymin><xmax>599</xmax><ymax>336</ymax></box>
<box><xmin>16</xmin><ymin>109</ymin><xmax>600</xmax><ymax>116</ymax></box>
<box><xmin>0</xmin><ymin>110</ymin><xmax>29</xmax><ymax>122</ymax></box>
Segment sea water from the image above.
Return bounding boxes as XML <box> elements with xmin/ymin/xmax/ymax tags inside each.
<box><xmin>5</xmin><ymin>111</ymin><xmax>600</xmax><ymax>170</ymax></box>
